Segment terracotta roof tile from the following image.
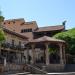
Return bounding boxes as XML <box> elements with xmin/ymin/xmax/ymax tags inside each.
<box><xmin>34</xmin><ymin>25</ymin><xmax>65</xmax><ymax>32</ymax></box>
<box><xmin>29</xmin><ymin>36</ymin><xmax>65</xmax><ymax>43</ymax></box>
<box><xmin>3</xmin><ymin>28</ymin><xmax>28</xmax><ymax>39</ymax></box>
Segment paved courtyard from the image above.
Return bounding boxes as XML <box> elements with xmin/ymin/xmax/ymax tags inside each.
<box><xmin>1</xmin><ymin>72</ymin><xmax>75</xmax><ymax>75</ymax></box>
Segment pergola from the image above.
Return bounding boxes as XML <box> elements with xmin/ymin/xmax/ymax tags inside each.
<box><xmin>28</xmin><ymin>36</ymin><xmax>66</xmax><ymax>65</ymax></box>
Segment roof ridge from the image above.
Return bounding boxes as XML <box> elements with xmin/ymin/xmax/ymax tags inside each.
<box><xmin>4</xmin><ymin>18</ymin><xmax>25</xmax><ymax>21</ymax></box>
<box><xmin>39</xmin><ymin>25</ymin><xmax>64</xmax><ymax>28</ymax></box>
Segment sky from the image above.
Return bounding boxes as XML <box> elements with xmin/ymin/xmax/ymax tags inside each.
<box><xmin>0</xmin><ymin>0</ymin><xmax>75</xmax><ymax>29</ymax></box>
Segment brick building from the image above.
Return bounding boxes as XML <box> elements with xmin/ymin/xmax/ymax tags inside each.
<box><xmin>0</xmin><ymin>18</ymin><xmax>66</xmax><ymax>72</ymax></box>
<box><xmin>2</xmin><ymin>18</ymin><xmax>65</xmax><ymax>64</ymax></box>
<box><xmin>0</xmin><ymin>28</ymin><xmax>28</xmax><ymax>64</ymax></box>
<box><xmin>2</xmin><ymin>18</ymin><xmax>65</xmax><ymax>39</ymax></box>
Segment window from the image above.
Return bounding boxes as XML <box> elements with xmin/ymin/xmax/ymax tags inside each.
<box><xmin>28</xmin><ymin>29</ymin><xmax>32</xmax><ymax>32</ymax></box>
<box><xmin>12</xmin><ymin>40</ymin><xmax>14</xmax><ymax>46</ymax></box>
<box><xmin>21</xmin><ymin>29</ymin><xmax>32</xmax><ymax>33</ymax></box>
<box><xmin>21</xmin><ymin>30</ymin><xmax>23</xmax><ymax>33</ymax></box>
<box><xmin>20</xmin><ymin>22</ymin><xmax>25</xmax><ymax>25</ymax></box>
<box><xmin>4</xmin><ymin>22</ymin><xmax>6</xmax><ymax>24</ymax></box>
<box><xmin>8</xmin><ymin>22</ymin><xmax>10</xmax><ymax>24</ymax></box>
<box><xmin>19</xmin><ymin>41</ymin><xmax>21</xmax><ymax>46</ymax></box>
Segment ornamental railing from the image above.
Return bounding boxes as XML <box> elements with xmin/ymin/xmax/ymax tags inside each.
<box><xmin>1</xmin><ymin>42</ymin><xmax>25</xmax><ymax>51</ymax></box>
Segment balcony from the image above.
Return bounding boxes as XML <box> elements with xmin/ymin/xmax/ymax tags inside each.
<box><xmin>1</xmin><ymin>42</ymin><xmax>25</xmax><ymax>52</ymax></box>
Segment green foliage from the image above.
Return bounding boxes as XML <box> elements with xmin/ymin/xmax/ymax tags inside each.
<box><xmin>0</xmin><ymin>13</ymin><xmax>5</xmax><ymax>42</ymax></box>
<box><xmin>48</xmin><ymin>47</ymin><xmax>57</xmax><ymax>54</ymax></box>
<box><xmin>0</xmin><ymin>10</ymin><xmax>4</xmax><ymax>23</ymax></box>
<box><xmin>0</xmin><ymin>16</ymin><xmax>4</xmax><ymax>23</ymax></box>
<box><xmin>48</xmin><ymin>44</ymin><xmax>58</xmax><ymax>54</ymax></box>
<box><xmin>0</xmin><ymin>16</ymin><xmax>4</xmax><ymax>28</ymax></box>
<box><xmin>53</xmin><ymin>28</ymin><xmax>75</xmax><ymax>55</ymax></box>
<box><xmin>0</xmin><ymin>28</ymin><xmax>5</xmax><ymax>42</ymax></box>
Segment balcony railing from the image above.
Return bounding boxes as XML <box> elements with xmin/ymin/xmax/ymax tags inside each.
<box><xmin>1</xmin><ymin>42</ymin><xmax>25</xmax><ymax>51</ymax></box>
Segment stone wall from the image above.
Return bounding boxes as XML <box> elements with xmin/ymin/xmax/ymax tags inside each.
<box><xmin>1</xmin><ymin>63</ymin><xmax>25</xmax><ymax>72</ymax></box>
<box><xmin>4</xmin><ymin>64</ymin><xmax>25</xmax><ymax>71</ymax></box>
<box><xmin>64</xmin><ymin>64</ymin><xmax>75</xmax><ymax>72</ymax></box>
<box><xmin>44</xmin><ymin>64</ymin><xmax>65</xmax><ymax>72</ymax></box>
<box><xmin>45</xmin><ymin>64</ymin><xmax>75</xmax><ymax>72</ymax></box>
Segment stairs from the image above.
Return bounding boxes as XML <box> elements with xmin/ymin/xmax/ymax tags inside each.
<box><xmin>26</xmin><ymin>64</ymin><xmax>47</xmax><ymax>74</ymax></box>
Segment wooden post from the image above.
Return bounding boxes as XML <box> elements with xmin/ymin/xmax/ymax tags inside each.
<box><xmin>26</xmin><ymin>47</ymin><xmax>29</xmax><ymax>63</ymax></box>
<box><xmin>59</xmin><ymin>43</ymin><xmax>64</xmax><ymax>64</ymax></box>
<box><xmin>45</xmin><ymin>43</ymin><xmax>49</xmax><ymax>65</ymax></box>
<box><xmin>21</xmin><ymin>53</ymin><xmax>24</xmax><ymax>63</ymax></box>
<box><xmin>4</xmin><ymin>57</ymin><xmax>6</xmax><ymax>67</ymax></box>
<box><xmin>63</xmin><ymin>45</ymin><xmax>66</xmax><ymax>64</ymax></box>
<box><xmin>31</xmin><ymin>44</ymin><xmax>36</xmax><ymax>64</ymax></box>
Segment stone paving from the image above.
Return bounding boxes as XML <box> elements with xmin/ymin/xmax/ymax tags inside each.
<box><xmin>1</xmin><ymin>72</ymin><xmax>75</xmax><ymax>75</ymax></box>
<box><xmin>47</xmin><ymin>72</ymin><xmax>75</xmax><ymax>75</ymax></box>
<box><xmin>0</xmin><ymin>70</ymin><xmax>30</xmax><ymax>75</ymax></box>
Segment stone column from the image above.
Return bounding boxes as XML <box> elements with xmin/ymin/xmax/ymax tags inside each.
<box><xmin>31</xmin><ymin>44</ymin><xmax>36</xmax><ymax>64</ymax></box>
<box><xmin>17</xmin><ymin>53</ymin><xmax>21</xmax><ymax>64</ymax></box>
<box><xmin>26</xmin><ymin>47</ymin><xmax>29</xmax><ymax>63</ymax></box>
<box><xmin>45</xmin><ymin>43</ymin><xmax>49</xmax><ymax>65</ymax></box>
<box><xmin>63</xmin><ymin>45</ymin><xmax>66</xmax><ymax>64</ymax></box>
<box><xmin>21</xmin><ymin>53</ymin><xmax>23</xmax><ymax>63</ymax></box>
<box><xmin>4</xmin><ymin>57</ymin><xmax>6</xmax><ymax>67</ymax></box>
<box><xmin>59</xmin><ymin>43</ymin><xmax>64</xmax><ymax>64</ymax></box>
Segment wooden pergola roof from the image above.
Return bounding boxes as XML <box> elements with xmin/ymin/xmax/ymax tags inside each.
<box><xmin>28</xmin><ymin>36</ymin><xmax>66</xmax><ymax>65</ymax></box>
<box><xmin>28</xmin><ymin>36</ymin><xmax>65</xmax><ymax>44</ymax></box>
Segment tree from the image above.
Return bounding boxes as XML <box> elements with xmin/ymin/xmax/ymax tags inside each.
<box><xmin>53</xmin><ymin>28</ymin><xmax>75</xmax><ymax>55</ymax></box>
<box><xmin>0</xmin><ymin>28</ymin><xmax>5</xmax><ymax>42</ymax></box>
<box><xmin>0</xmin><ymin>11</ymin><xmax>5</xmax><ymax>45</ymax></box>
<box><xmin>0</xmin><ymin>11</ymin><xmax>4</xmax><ymax>27</ymax></box>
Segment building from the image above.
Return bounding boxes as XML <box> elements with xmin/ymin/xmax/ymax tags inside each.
<box><xmin>2</xmin><ymin>18</ymin><xmax>65</xmax><ymax>62</ymax></box>
<box><xmin>2</xmin><ymin>18</ymin><xmax>65</xmax><ymax>39</ymax></box>
<box><xmin>1</xmin><ymin>18</ymin><xmax>66</xmax><ymax>64</ymax></box>
<box><xmin>0</xmin><ymin>18</ymin><xmax>67</xmax><ymax>72</ymax></box>
<box><xmin>2</xmin><ymin>18</ymin><xmax>38</xmax><ymax>39</ymax></box>
<box><xmin>0</xmin><ymin>28</ymin><xmax>28</xmax><ymax>64</ymax></box>
<box><xmin>33</xmin><ymin>25</ymin><xmax>65</xmax><ymax>39</ymax></box>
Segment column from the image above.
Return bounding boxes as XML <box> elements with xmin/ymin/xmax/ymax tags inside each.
<box><xmin>26</xmin><ymin>47</ymin><xmax>29</xmax><ymax>63</ymax></box>
<box><xmin>0</xmin><ymin>43</ymin><xmax>1</xmax><ymax>55</ymax></box>
<box><xmin>63</xmin><ymin>45</ymin><xmax>66</xmax><ymax>64</ymax></box>
<box><xmin>21</xmin><ymin>53</ymin><xmax>23</xmax><ymax>63</ymax></box>
<box><xmin>45</xmin><ymin>43</ymin><xmax>49</xmax><ymax>65</ymax></box>
<box><xmin>59</xmin><ymin>43</ymin><xmax>64</xmax><ymax>64</ymax></box>
<box><xmin>44</xmin><ymin>49</ymin><xmax>46</xmax><ymax>63</ymax></box>
<box><xmin>4</xmin><ymin>57</ymin><xmax>6</xmax><ymax>67</ymax></box>
<box><xmin>31</xmin><ymin>44</ymin><xmax>36</xmax><ymax>64</ymax></box>
<box><xmin>17</xmin><ymin>53</ymin><xmax>21</xmax><ymax>64</ymax></box>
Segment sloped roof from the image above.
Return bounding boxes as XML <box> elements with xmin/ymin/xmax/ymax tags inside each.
<box><xmin>3</xmin><ymin>18</ymin><xmax>25</xmax><ymax>22</ymax></box>
<box><xmin>29</xmin><ymin>36</ymin><xmax>65</xmax><ymax>43</ymax></box>
<box><xmin>3</xmin><ymin>28</ymin><xmax>28</xmax><ymax>39</ymax></box>
<box><xmin>34</xmin><ymin>25</ymin><xmax>65</xmax><ymax>32</ymax></box>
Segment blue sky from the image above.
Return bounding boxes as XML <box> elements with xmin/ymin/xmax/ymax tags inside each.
<box><xmin>0</xmin><ymin>0</ymin><xmax>75</xmax><ymax>29</ymax></box>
